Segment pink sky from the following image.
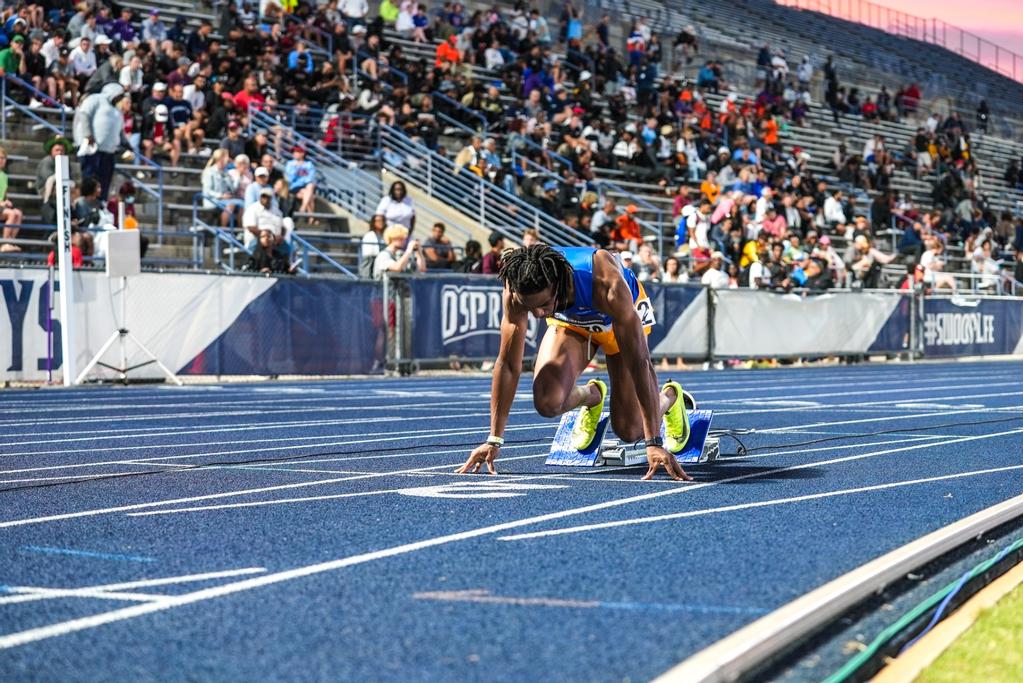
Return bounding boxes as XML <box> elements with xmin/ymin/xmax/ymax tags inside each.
<box><xmin>876</xmin><ymin>0</ymin><xmax>1023</xmax><ymax>56</ymax></box>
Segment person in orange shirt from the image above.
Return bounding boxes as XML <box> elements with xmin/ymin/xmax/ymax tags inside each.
<box><xmin>762</xmin><ymin>117</ymin><xmax>779</xmax><ymax>150</ymax></box>
<box><xmin>700</xmin><ymin>171</ymin><xmax>720</xmax><ymax>204</ymax></box>
<box><xmin>435</xmin><ymin>35</ymin><xmax>461</xmax><ymax>69</ymax></box>
<box><xmin>613</xmin><ymin>204</ymin><xmax>642</xmax><ymax>251</ymax></box>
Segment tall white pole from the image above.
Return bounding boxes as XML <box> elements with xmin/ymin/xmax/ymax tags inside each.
<box><xmin>54</xmin><ymin>155</ymin><xmax>76</xmax><ymax>386</ymax></box>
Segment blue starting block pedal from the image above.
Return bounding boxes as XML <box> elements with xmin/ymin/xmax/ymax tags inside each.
<box><xmin>546</xmin><ymin>409</ymin><xmax>717</xmax><ymax>467</ymax></box>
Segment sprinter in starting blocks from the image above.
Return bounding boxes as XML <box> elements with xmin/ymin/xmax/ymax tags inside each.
<box><xmin>457</xmin><ymin>245</ymin><xmax>696</xmax><ymax>481</ymax></box>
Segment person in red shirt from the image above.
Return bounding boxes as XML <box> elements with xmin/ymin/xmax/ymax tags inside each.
<box><xmin>482</xmin><ymin>230</ymin><xmax>504</xmax><ymax>273</ymax></box>
<box><xmin>232</xmin><ymin>75</ymin><xmax>266</xmax><ymax>115</ymax></box>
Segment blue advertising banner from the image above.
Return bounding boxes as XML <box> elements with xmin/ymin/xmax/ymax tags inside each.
<box><xmin>406</xmin><ymin>274</ymin><xmax>548</xmax><ymax>359</ymax></box>
<box><xmin>922</xmin><ymin>296</ymin><xmax>1023</xmax><ymax>358</ymax></box>
<box><xmin>184</xmin><ymin>278</ymin><xmax>382</xmax><ymax>375</ymax></box>
<box><xmin>867</xmin><ymin>292</ymin><xmax>913</xmax><ymax>354</ymax></box>
<box><xmin>406</xmin><ymin>274</ymin><xmax>706</xmax><ymax>361</ymax></box>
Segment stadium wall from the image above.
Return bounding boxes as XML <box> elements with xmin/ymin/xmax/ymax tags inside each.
<box><xmin>3</xmin><ymin>269</ymin><xmax>1022</xmax><ymax>382</ymax></box>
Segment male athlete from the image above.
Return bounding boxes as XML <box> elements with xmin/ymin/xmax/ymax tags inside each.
<box><xmin>457</xmin><ymin>244</ymin><xmax>693</xmax><ymax>480</ymax></box>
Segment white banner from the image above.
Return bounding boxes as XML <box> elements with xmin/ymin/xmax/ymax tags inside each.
<box><xmin>651</xmin><ymin>288</ymin><xmax>710</xmax><ymax>357</ymax></box>
<box><xmin>0</xmin><ymin>268</ymin><xmax>275</xmax><ymax>382</ymax></box>
<box><xmin>712</xmin><ymin>290</ymin><xmax>903</xmax><ymax>357</ymax></box>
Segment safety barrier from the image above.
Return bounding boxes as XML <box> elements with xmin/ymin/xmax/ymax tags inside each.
<box><xmin>4</xmin><ymin>267</ymin><xmax>1022</xmax><ymax>382</ymax></box>
<box><xmin>383</xmin><ymin>273</ymin><xmax>925</xmax><ymax>370</ymax></box>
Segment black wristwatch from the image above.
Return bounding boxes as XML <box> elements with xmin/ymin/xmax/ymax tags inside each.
<box><xmin>644</xmin><ymin>437</ymin><xmax>664</xmax><ymax>448</ymax></box>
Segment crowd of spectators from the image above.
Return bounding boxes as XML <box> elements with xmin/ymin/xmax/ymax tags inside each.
<box><xmin>0</xmin><ymin>0</ymin><xmax>1019</xmax><ymax>292</ymax></box>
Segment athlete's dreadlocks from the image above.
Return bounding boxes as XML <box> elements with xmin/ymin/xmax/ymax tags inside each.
<box><xmin>499</xmin><ymin>244</ymin><xmax>573</xmax><ymax>302</ymax></box>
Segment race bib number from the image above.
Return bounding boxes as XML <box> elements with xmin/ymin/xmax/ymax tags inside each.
<box><xmin>636</xmin><ymin>296</ymin><xmax>656</xmax><ymax>327</ymax></box>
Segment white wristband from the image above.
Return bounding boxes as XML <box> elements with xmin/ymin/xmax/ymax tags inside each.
<box><xmin>486</xmin><ymin>435</ymin><xmax>504</xmax><ymax>446</ymax></box>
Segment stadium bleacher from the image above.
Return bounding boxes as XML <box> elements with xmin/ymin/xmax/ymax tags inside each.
<box><xmin>0</xmin><ymin>0</ymin><xmax>1019</xmax><ymax>292</ymax></box>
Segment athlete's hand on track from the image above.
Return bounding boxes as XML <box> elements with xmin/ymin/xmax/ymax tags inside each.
<box><xmin>456</xmin><ymin>443</ymin><xmax>500</xmax><ymax>474</ymax></box>
<box><xmin>643</xmin><ymin>446</ymin><xmax>693</xmax><ymax>481</ymax></box>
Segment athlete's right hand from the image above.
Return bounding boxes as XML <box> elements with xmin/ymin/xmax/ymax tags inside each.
<box><xmin>456</xmin><ymin>443</ymin><xmax>500</xmax><ymax>475</ymax></box>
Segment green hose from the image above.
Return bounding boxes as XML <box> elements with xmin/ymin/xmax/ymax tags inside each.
<box><xmin>822</xmin><ymin>536</ymin><xmax>1023</xmax><ymax>683</ymax></box>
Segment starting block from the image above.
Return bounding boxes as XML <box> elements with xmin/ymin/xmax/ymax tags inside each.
<box><xmin>546</xmin><ymin>409</ymin><xmax>718</xmax><ymax>468</ymax></box>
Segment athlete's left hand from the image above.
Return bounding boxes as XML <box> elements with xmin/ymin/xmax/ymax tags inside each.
<box><xmin>643</xmin><ymin>446</ymin><xmax>693</xmax><ymax>481</ymax></box>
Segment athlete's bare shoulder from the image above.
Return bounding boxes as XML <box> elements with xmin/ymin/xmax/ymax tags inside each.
<box><xmin>591</xmin><ymin>249</ymin><xmax>631</xmax><ymax>316</ymax></box>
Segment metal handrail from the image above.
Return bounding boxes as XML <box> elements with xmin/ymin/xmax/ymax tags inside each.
<box><xmin>436</xmin><ymin>111</ymin><xmax>478</xmax><ymax>138</ymax></box>
<box><xmin>0</xmin><ymin>75</ymin><xmax>66</xmax><ymax>138</ymax></box>
<box><xmin>517</xmin><ymin>135</ymin><xmax>574</xmax><ymax>172</ymax></box>
<box><xmin>431</xmin><ymin>91</ymin><xmax>488</xmax><ymax>134</ymax></box>
<box><xmin>290</xmin><ymin>232</ymin><xmax>358</xmax><ymax>278</ymax></box>
<box><xmin>282</xmin><ymin>13</ymin><xmax>334</xmax><ymax>55</ymax></box>
<box><xmin>191</xmin><ymin>214</ymin><xmax>247</xmax><ymax>273</ymax></box>
<box><xmin>248</xmin><ymin>105</ymin><xmax>382</xmax><ymax>221</ymax></box>
<box><xmin>379</xmin><ymin>125</ymin><xmax>590</xmax><ymax>246</ymax></box>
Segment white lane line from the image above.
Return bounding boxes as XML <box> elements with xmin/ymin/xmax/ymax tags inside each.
<box><xmin>0</xmin><ymin>568</ymin><xmax>267</xmax><ymax>607</ymax></box>
<box><xmin>2</xmin><ymin>372</ymin><xmax>1011</xmax><ymax>414</ymax></box>
<box><xmin>498</xmin><ymin>462</ymin><xmax>1023</xmax><ymax>541</ymax></box>
<box><xmin>0</xmin><ymin>423</ymin><xmax>558</xmax><ymax>475</ymax></box>
<box><xmin>0</xmin><ymin>587</ymin><xmax>167</xmax><ymax>604</ymax></box>
<box><xmin>127</xmin><ymin>488</ymin><xmax>410</xmax><ymax>516</ymax></box>
<box><xmin>0</xmin><ymin>450</ymin><xmax>552</xmax><ymax>529</ymax></box>
<box><xmin>1</xmin><ymin>370</ymin><xmax>1014</xmax><ymax>429</ymax></box>
<box><xmin>2</xmin><ymin>427</ymin><xmax>1022</xmax><ymax>650</ymax></box>
<box><xmin>0</xmin><ymin>407</ymin><xmax>538</xmax><ymax>448</ymax></box>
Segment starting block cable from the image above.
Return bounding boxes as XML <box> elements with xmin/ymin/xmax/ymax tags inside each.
<box><xmin>1</xmin><ymin>414</ymin><xmax>1022</xmax><ymax>496</ymax></box>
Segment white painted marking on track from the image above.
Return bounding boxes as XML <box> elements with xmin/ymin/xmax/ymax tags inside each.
<box><xmin>1</xmin><ymin>427</ymin><xmax>1022</xmax><ymax>650</ymax></box>
<box><xmin>0</xmin><ymin>568</ymin><xmax>266</xmax><ymax>606</ymax></box>
<box><xmin>498</xmin><ymin>462</ymin><xmax>1023</xmax><ymax>541</ymax></box>
<box><xmin>397</xmin><ymin>481</ymin><xmax>569</xmax><ymax>499</ymax></box>
<box><xmin>0</xmin><ymin>587</ymin><xmax>166</xmax><ymax>603</ymax></box>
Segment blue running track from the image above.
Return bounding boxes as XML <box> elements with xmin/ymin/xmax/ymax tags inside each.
<box><xmin>1</xmin><ymin>360</ymin><xmax>1023</xmax><ymax>682</ymax></box>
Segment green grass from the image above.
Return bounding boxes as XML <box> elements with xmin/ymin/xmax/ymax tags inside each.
<box><xmin>915</xmin><ymin>582</ymin><xmax>1023</xmax><ymax>683</ymax></box>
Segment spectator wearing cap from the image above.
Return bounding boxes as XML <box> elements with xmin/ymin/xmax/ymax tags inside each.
<box><xmin>374</xmin><ymin>180</ymin><xmax>416</xmax><ymax>230</ymax></box>
<box><xmin>142</xmin><ymin>9</ymin><xmax>167</xmax><ymax>53</ymax></box>
<box><xmin>435</xmin><ymin>34</ymin><xmax>460</xmax><ymax>70</ymax></box>
<box><xmin>36</xmin><ymin>136</ymin><xmax>70</xmax><ymax>225</ymax></box>
<box><xmin>220</xmin><ymin>121</ymin><xmax>247</xmax><ymax>159</ymax></box>
<box><xmin>72</xmin><ymin>82</ymin><xmax>126</xmax><ymax>201</ymax></box>
<box><xmin>109</xmin><ymin>8</ymin><xmax>137</xmax><ymax>46</ymax></box>
<box><xmin>93</xmin><ymin>34</ymin><xmax>113</xmax><ymax>62</ymax></box>
<box><xmin>0</xmin><ymin>35</ymin><xmax>25</xmax><ymax>78</ymax></box>
<box><xmin>284</xmin><ymin>146</ymin><xmax>317</xmax><ymax>219</ymax></box>
<box><xmin>166</xmin><ymin>56</ymin><xmax>192</xmax><ymax>89</ymax></box>
<box><xmin>482</xmin><ymin>231</ymin><xmax>505</xmax><ymax>274</ymax></box>
<box><xmin>242</xmin><ymin>185</ymin><xmax>294</xmax><ymax>256</ymax></box>
<box><xmin>245</xmin><ymin>165</ymin><xmax>278</xmax><ymax>210</ymax></box>
<box><xmin>533</xmin><ymin>179</ymin><xmax>562</xmax><ymax>219</ymax></box>
<box><xmin>613</xmin><ymin>204</ymin><xmax>642</xmax><ymax>251</ymax></box>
